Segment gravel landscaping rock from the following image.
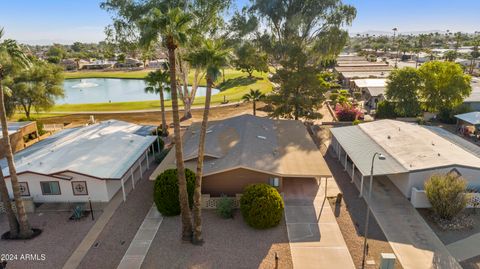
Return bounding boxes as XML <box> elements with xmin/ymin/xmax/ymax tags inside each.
<box><xmin>141</xmin><ymin>210</ymin><xmax>292</xmax><ymax>269</ymax></box>
<box><xmin>0</xmin><ymin>211</ymin><xmax>99</xmax><ymax>269</ymax></box>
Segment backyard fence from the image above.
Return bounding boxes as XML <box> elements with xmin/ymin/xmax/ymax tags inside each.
<box><xmin>201</xmin><ymin>194</ymin><xmax>242</xmax><ymax>209</ymax></box>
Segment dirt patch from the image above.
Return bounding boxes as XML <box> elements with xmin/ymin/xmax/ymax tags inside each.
<box><xmin>37</xmin><ymin>103</ymin><xmax>265</xmax><ymax>127</ymax></box>
<box><xmin>141</xmin><ymin>210</ymin><xmax>292</xmax><ymax>269</ymax></box>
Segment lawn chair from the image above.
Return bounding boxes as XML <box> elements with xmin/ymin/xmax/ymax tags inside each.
<box><xmin>70</xmin><ymin>205</ymin><xmax>84</xmax><ymax>220</ymax></box>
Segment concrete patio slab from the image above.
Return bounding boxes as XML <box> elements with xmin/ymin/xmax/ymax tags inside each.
<box><xmin>287</xmin><ymin>223</ymin><xmax>347</xmax><ymax>247</ymax></box>
<box><xmin>290</xmin><ymin>246</ymin><xmax>355</xmax><ymax>269</ymax></box>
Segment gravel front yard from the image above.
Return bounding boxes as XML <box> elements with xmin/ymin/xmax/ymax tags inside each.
<box><xmin>77</xmin><ymin>169</ymin><xmax>155</xmax><ymax>269</ymax></box>
<box><xmin>141</xmin><ymin>210</ymin><xmax>292</xmax><ymax>269</ymax></box>
<box><xmin>0</xmin><ymin>211</ymin><xmax>98</xmax><ymax>269</ymax></box>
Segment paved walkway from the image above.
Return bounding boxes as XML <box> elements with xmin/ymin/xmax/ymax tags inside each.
<box><xmin>117</xmin><ymin>205</ymin><xmax>163</xmax><ymax>269</ymax></box>
<box><xmin>447</xmin><ymin>232</ymin><xmax>480</xmax><ymax>262</ymax></box>
<box><xmin>362</xmin><ymin>176</ymin><xmax>461</xmax><ymax>269</ymax></box>
<box><xmin>283</xmin><ymin>178</ymin><xmax>355</xmax><ymax>269</ymax></box>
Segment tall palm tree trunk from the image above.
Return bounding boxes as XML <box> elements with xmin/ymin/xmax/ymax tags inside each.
<box><xmin>0</xmin><ymin>167</ymin><xmax>19</xmax><ymax>238</ymax></box>
<box><xmin>159</xmin><ymin>89</ymin><xmax>167</xmax><ymax>135</ymax></box>
<box><xmin>0</xmin><ymin>79</ymin><xmax>32</xmax><ymax>239</ymax></box>
<box><xmin>167</xmin><ymin>40</ymin><xmax>193</xmax><ymax>241</ymax></box>
<box><xmin>192</xmin><ymin>77</ymin><xmax>213</xmax><ymax>245</ymax></box>
<box><xmin>253</xmin><ymin>100</ymin><xmax>256</xmax><ymax>116</ymax></box>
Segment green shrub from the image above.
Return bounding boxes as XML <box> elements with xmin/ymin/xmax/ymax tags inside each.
<box><xmin>154</xmin><ymin>148</ymin><xmax>170</xmax><ymax>164</ymax></box>
<box><xmin>240</xmin><ymin>183</ymin><xmax>284</xmax><ymax>229</ymax></box>
<box><xmin>375</xmin><ymin>101</ymin><xmax>397</xmax><ymax>119</ymax></box>
<box><xmin>437</xmin><ymin>104</ymin><xmax>472</xmax><ymax>124</ymax></box>
<box><xmin>352</xmin><ymin>119</ymin><xmax>361</xmax><ymax>125</ymax></box>
<box><xmin>425</xmin><ymin>173</ymin><xmax>468</xmax><ymax>220</ymax></box>
<box><xmin>155</xmin><ymin>125</ymin><xmax>169</xmax><ymax>137</ymax></box>
<box><xmin>216</xmin><ymin>195</ymin><xmax>234</xmax><ymax>219</ymax></box>
<box><xmin>153</xmin><ymin>168</ymin><xmax>196</xmax><ymax>216</ymax></box>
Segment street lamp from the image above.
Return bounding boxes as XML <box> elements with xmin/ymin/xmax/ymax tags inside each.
<box><xmin>361</xmin><ymin>152</ymin><xmax>386</xmax><ymax>269</ymax></box>
<box><xmin>392</xmin><ymin>28</ymin><xmax>398</xmax><ymax>68</ymax></box>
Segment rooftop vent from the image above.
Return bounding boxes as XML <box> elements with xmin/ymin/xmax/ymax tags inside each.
<box><xmin>206</xmin><ymin>129</ymin><xmax>213</xmax><ymax>134</ymax></box>
<box><xmin>387</xmin><ymin>135</ymin><xmax>391</xmax><ymax>139</ymax></box>
<box><xmin>257</xmin><ymin>135</ymin><xmax>267</xmax><ymax>140</ymax></box>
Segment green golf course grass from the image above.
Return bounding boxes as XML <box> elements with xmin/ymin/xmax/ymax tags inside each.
<box><xmin>51</xmin><ymin>69</ymin><xmax>272</xmax><ymax>112</ymax></box>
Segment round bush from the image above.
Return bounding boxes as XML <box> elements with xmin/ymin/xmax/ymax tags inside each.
<box><xmin>154</xmin><ymin>168</ymin><xmax>196</xmax><ymax>216</ymax></box>
<box><xmin>240</xmin><ymin>183</ymin><xmax>284</xmax><ymax>229</ymax></box>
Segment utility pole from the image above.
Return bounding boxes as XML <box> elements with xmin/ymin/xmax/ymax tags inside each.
<box><xmin>392</xmin><ymin>28</ymin><xmax>398</xmax><ymax>68</ymax></box>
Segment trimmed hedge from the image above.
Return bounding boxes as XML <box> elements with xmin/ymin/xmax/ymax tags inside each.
<box><xmin>153</xmin><ymin>168</ymin><xmax>196</xmax><ymax>216</ymax></box>
<box><xmin>240</xmin><ymin>183</ymin><xmax>284</xmax><ymax>229</ymax></box>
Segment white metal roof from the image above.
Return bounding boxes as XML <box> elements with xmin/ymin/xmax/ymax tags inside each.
<box><xmin>2</xmin><ymin>120</ymin><xmax>156</xmax><ymax>179</ymax></box>
<box><xmin>331</xmin><ymin>120</ymin><xmax>480</xmax><ymax>176</ymax></box>
<box><xmin>455</xmin><ymin>112</ymin><xmax>480</xmax><ymax>125</ymax></box>
<box><xmin>353</xmin><ymin>78</ymin><xmax>387</xmax><ymax>88</ymax></box>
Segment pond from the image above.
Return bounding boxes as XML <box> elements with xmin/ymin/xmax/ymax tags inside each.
<box><xmin>58</xmin><ymin>78</ymin><xmax>220</xmax><ymax>104</ymax></box>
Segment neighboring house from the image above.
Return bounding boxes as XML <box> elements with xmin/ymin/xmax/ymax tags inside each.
<box><xmin>82</xmin><ymin>60</ymin><xmax>114</xmax><ymax>70</ymax></box>
<box><xmin>150</xmin><ymin>115</ymin><xmax>331</xmax><ymax>196</ymax></box>
<box><xmin>147</xmin><ymin>59</ymin><xmax>168</xmax><ymax>69</ymax></box>
<box><xmin>330</xmin><ymin>120</ymin><xmax>480</xmax><ymax>199</ymax></box>
<box><xmin>1</xmin><ymin>120</ymin><xmax>158</xmax><ymax>203</ymax></box>
<box><xmin>351</xmin><ymin>78</ymin><xmax>387</xmax><ymax>110</ymax></box>
<box><xmin>60</xmin><ymin>59</ymin><xmax>77</xmax><ymax>71</ymax></box>
<box><xmin>334</xmin><ymin>58</ymin><xmax>392</xmax><ymax>86</ymax></box>
<box><xmin>115</xmin><ymin>58</ymin><xmax>143</xmax><ymax>68</ymax></box>
<box><xmin>0</xmin><ymin>121</ymin><xmax>38</xmax><ymax>159</ymax></box>
<box><xmin>455</xmin><ymin>111</ymin><xmax>480</xmax><ymax>138</ymax></box>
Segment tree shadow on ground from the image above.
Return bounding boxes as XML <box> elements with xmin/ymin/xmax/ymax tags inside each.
<box><xmin>217</xmin><ymin>76</ymin><xmax>263</xmax><ymax>91</ymax></box>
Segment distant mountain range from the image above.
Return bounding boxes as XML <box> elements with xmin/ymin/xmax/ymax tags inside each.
<box><xmin>350</xmin><ymin>30</ymin><xmax>448</xmax><ymax>37</ymax></box>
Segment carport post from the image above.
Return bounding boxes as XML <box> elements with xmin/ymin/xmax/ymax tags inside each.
<box><xmin>352</xmin><ymin>164</ymin><xmax>355</xmax><ymax>183</ymax></box>
<box><xmin>140</xmin><ymin>159</ymin><xmax>143</xmax><ymax>178</ymax></box>
<box><xmin>121</xmin><ymin>177</ymin><xmax>126</xmax><ymax>202</ymax></box>
<box><xmin>359</xmin><ymin>175</ymin><xmax>364</xmax><ymax>197</ymax></box>
<box><xmin>131</xmin><ymin>168</ymin><xmax>135</xmax><ymax>189</ymax></box>
<box><xmin>157</xmin><ymin>137</ymin><xmax>161</xmax><ymax>152</ymax></box>
<box><xmin>146</xmin><ymin>151</ymin><xmax>149</xmax><ymax>169</ymax></box>
<box><xmin>344</xmin><ymin>154</ymin><xmax>347</xmax><ymax>171</ymax></box>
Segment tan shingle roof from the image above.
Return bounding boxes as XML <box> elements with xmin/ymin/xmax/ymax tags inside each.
<box><xmin>151</xmin><ymin>115</ymin><xmax>331</xmax><ymax>179</ymax></box>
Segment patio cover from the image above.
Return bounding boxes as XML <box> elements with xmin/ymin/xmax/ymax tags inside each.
<box><xmin>455</xmin><ymin>111</ymin><xmax>480</xmax><ymax>125</ymax></box>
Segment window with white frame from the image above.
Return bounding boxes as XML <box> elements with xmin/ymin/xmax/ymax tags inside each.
<box><xmin>40</xmin><ymin>181</ymin><xmax>61</xmax><ymax>195</ymax></box>
<box><xmin>269</xmin><ymin>177</ymin><xmax>280</xmax><ymax>187</ymax></box>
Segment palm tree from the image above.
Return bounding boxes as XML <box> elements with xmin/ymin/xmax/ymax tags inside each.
<box><xmin>139</xmin><ymin>7</ymin><xmax>194</xmax><ymax>242</ymax></box>
<box><xmin>144</xmin><ymin>68</ymin><xmax>170</xmax><ymax>135</ymax></box>
<box><xmin>186</xmin><ymin>39</ymin><xmax>229</xmax><ymax>244</ymax></box>
<box><xmin>0</xmin><ymin>27</ymin><xmax>33</xmax><ymax>239</ymax></box>
<box><xmin>242</xmin><ymin>89</ymin><xmax>265</xmax><ymax>116</ymax></box>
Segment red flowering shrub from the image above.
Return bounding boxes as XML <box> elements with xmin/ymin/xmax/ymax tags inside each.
<box><xmin>335</xmin><ymin>103</ymin><xmax>363</xmax><ymax>121</ymax></box>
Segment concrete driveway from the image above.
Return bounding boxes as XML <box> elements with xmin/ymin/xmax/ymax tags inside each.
<box><xmin>364</xmin><ymin>176</ymin><xmax>462</xmax><ymax>269</ymax></box>
<box><xmin>283</xmin><ymin>178</ymin><xmax>355</xmax><ymax>269</ymax></box>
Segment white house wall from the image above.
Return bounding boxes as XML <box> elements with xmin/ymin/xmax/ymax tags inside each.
<box><xmin>5</xmin><ymin>172</ymin><xmax>110</xmax><ymax>203</ymax></box>
<box><xmin>408</xmin><ymin>167</ymin><xmax>480</xmax><ymax>196</ymax></box>
<box><xmin>387</xmin><ymin>173</ymin><xmax>410</xmax><ymax>197</ymax></box>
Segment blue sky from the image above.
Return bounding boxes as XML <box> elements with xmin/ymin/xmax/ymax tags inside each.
<box><xmin>1</xmin><ymin>0</ymin><xmax>479</xmax><ymax>45</ymax></box>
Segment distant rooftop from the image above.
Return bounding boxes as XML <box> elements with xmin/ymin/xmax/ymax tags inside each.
<box><xmin>464</xmin><ymin>79</ymin><xmax>480</xmax><ymax>103</ymax></box>
<box><xmin>1</xmin><ymin>120</ymin><xmax>156</xmax><ymax>179</ymax></box>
